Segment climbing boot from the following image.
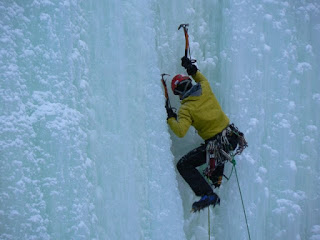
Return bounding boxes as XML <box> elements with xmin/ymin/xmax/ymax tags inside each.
<box><xmin>191</xmin><ymin>193</ymin><xmax>220</xmax><ymax>212</ymax></box>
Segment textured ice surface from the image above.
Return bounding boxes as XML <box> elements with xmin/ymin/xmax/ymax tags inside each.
<box><xmin>0</xmin><ymin>1</ymin><xmax>319</xmax><ymax>240</ymax></box>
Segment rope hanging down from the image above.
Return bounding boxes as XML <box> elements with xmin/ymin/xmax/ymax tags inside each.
<box><xmin>208</xmin><ymin>208</ymin><xmax>210</xmax><ymax>240</ymax></box>
<box><xmin>206</xmin><ymin>157</ymin><xmax>251</xmax><ymax>240</ymax></box>
<box><xmin>229</xmin><ymin>156</ymin><xmax>252</xmax><ymax>240</ymax></box>
<box><xmin>207</xmin><ymin>146</ymin><xmax>251</xmax><ymax>239</ymax></box>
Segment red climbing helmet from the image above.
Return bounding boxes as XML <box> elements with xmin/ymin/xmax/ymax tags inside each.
<box><xmin>171</xmin><ymin>74</ymin><xmax>191</xmax><ymax>95</ymax></box>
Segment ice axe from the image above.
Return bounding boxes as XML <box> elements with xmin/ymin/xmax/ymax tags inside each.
<box><xmin>178</xmin><ymin>24</ymin><xmax>190</xmax><ymax>58</ymax></box>
<box><xmin>178</xmin><ymin>23</ymin><xmax>196</xmax><ymax>63</ymax></box>
<box><xmin>161</xmin><ymin>73</ymin><xmax>172</xmax><ymax>110</ymax></box>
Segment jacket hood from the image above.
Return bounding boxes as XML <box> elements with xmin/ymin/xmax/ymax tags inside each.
<box><xmin>181</xmin><ymin>83</ymin><xmax>202</xmax><ymax>100</ymax></box>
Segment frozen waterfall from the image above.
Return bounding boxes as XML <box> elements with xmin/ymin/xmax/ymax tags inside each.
<box><xmin>1</xmin><ymin>1</ymin><xmax>319</xmax><ymax>240</ymax></box>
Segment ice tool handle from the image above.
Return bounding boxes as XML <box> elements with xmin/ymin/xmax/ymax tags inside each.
<box><xmin>178</xmin><ymin>23</ymin><xmax>196</xmax><ymax>63</ymax></box>
<box><xmin>161</xmin><ymin>73</ymin><xmax>171</xmax><ymax>109</ymax></box>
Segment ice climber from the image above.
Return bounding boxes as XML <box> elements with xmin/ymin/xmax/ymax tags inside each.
<box><xmin>166</xmin><ymin>56</ymin><xmax>247</xmax><ymax>212</ymax></box>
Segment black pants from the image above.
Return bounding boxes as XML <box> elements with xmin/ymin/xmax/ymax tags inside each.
<box><xmin>176</xmin><ymin>144</ymin><xmax>225</xmax><ymax>196</ymax></box>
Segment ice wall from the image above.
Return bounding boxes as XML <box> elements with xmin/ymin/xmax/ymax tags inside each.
<box><xmin>166</xmin><ymin>1</ymin><xmax>320</xmax><ymax>240</ymax></box>
<box><xmin>85</xmin><ymin>1</ymin><xmax>185</xmax><ymax>239</ymax></box>
<box><xmin>0</xmin><ymin>1</ymin><xmax>185</xmax><ymax>239</ymax></box>
<box><xmin>1</xmin><ymin>0</ymin><xmax>320</xmax><ymax>240</ymax></box>
<box><xmin>216</xmin><ymin>2</ymin><xmax>320</xmax><ymax>240</ymax></box>
<box><xmin>1</xmin><ymin>2</ymin><xmax>96</xmax><ymax>239</ymax></box>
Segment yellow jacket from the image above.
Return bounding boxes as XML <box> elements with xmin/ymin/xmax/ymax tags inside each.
<box><xmin>167</xmin><ymin>71</ymin><xmax>229</xmax><ymax>140</ymax></box>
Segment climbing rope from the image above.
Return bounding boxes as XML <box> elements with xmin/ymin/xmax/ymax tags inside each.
<box><xmin>204</xmin><ymin>124</ymin><xmax>249</xmax><ymax>240</ymax></box>
<box><xmin>231</xmin><ymin>157</ymin><xmax>252</xmax><ymax>240</ymax></box>
<box><xmin>208</xmin><ymin>207</ymin><xmax>210</xmax><ymax>240</ymax></box>
<box><xmin>210</xmin><ymin>151</ymin><xmax>251</xmax><ymax>240</ymax></box>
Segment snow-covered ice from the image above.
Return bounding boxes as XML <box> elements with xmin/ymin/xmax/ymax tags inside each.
<box><xmin>0</xmin><ymin>0</ymin><xmax>319</xmax><ymax>240</ymax></box>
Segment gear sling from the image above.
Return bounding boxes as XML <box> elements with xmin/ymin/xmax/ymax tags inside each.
<box><xmin>204</xmin><ymin>124</ymin><xmax>247</xmax><ymax>186</ymax></box>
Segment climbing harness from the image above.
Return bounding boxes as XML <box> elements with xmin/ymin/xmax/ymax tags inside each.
<box><xmin>203</xmin><ymin>124</ymin><xmax>247</xmax><ymax>179</ymax></box>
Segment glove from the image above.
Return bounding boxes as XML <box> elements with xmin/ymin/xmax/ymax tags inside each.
<box><xmin>166</xmin><ymin>108</ymin><xmax>177</xmax><ymax>120</ymax></box>
<box><xmin>165</xmin><ymin>101</ymin><xmax>177</xmax><ymax>120</ymax></box>
<box><xmin>181</xmin><ymin>56</ymin><xmax>198</xmax><ymax>75</ymax></box>
<box><xmin>186</xmin><ymin>64</ymin><xmax>197</xmax><ymax>75</ymax></box>
<box><xmin>181</xmin><ymin>56</ymin><xmax>192</xmax><ymax>68</ymax></box>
